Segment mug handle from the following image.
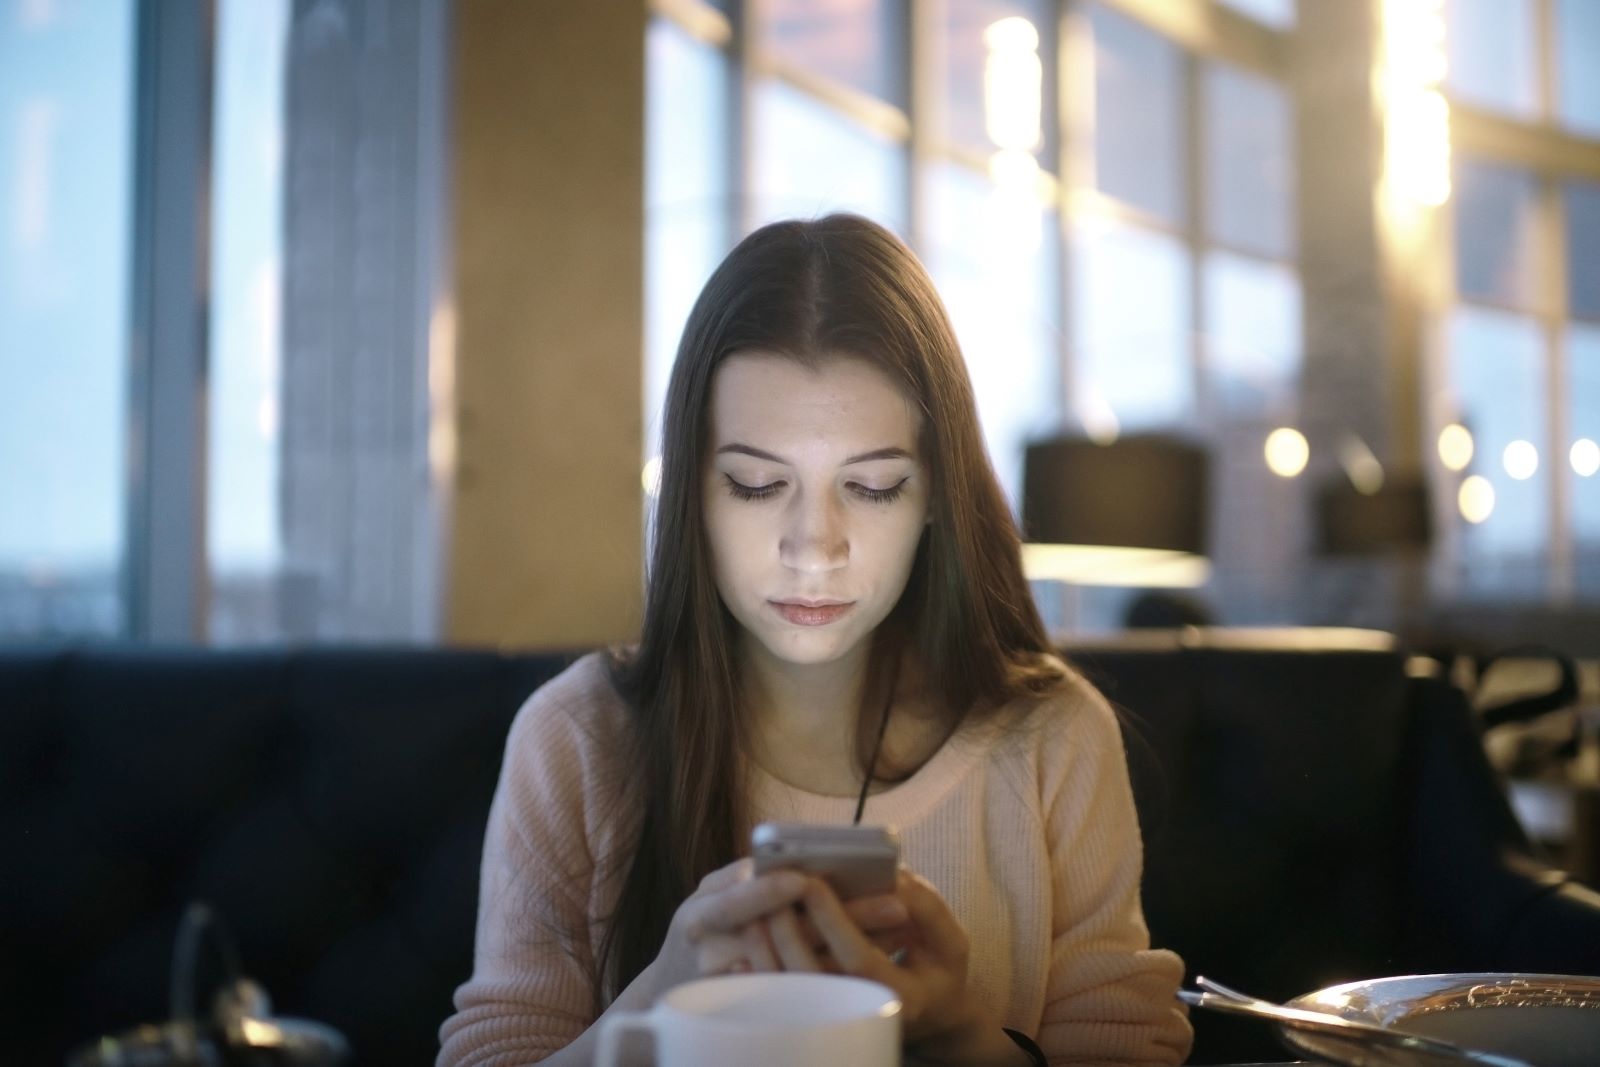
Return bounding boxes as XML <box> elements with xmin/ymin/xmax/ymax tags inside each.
<box><xmin>595</xmin><ymin>1007</ymin><xmax>658</xmax><ymax>1067</ymax></box>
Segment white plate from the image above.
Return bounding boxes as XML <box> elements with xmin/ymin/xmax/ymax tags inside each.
<box><xmin>1282</xmin><ymin>973</ymin><xmax>1600</xmax><ymax>1067</ymax></box>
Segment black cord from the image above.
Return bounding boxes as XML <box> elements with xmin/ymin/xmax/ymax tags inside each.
<box><xmin>852</xmin><ymin>664</ymin><xmax>897</xmax><ymax>825</ymax></box>
<box><xmin>1003</xmin><ymin>1028</ymin><xmax>1048</xmax><ymax>1066</ymax></box>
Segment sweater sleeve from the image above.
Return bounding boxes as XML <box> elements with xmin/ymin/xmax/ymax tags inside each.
<box><xmin>1036</xmin><ymin>685</ymin><xmax>1193</xmax><ymax>1066</ymax></box>
<box><xmin>438</xmin><ymin>660</ymin><xmax>622</xmax><ymax>1066</ymax></box>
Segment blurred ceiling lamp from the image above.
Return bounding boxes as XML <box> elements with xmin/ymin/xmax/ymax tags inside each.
<box><xmin>1502</xmin><ymin>439</ymin><xmax>1539</xmax><ymax>480</ymax></box>
<box><xmin>1380</xmin><ymin>0</ymin><xmax>1451</xmax><ymax>208</ymax></box>
<box><xmin>983</xmin><ymin>17</ymin><xmax>1041</xmax><ymax>153</ymax></box>
<box><xmin>1315</xmin><ymin>474</ymin><xmax>1432</xmax><ymax>556</ymax></box>
<box><xmin>1459</xmin><ymin>475</ymin><xmax>1495</xmax><ymax>523</ymax></box>
<box><xmin>983</xmin><ymin>16</ymin><xmax>1044</xmax><ymax>251</ymax></box>
<box><xmin>1572</xmin><ymin>438</ymin><xmax>1600</xmax><ymax>477</ymax></box>
<box><xmin>1437</xmin><ymin>422</ymin><xmax>1474</xmax><ymax>470</ymax></box>
<box><xmin>1021</xmin><ymin>435</ymin><xmax>1211</xmax><ymax>588</ymax></box>
<box><xmin>1264</xmin><ymin>427</ymin><xmax>1310</xmax><ymax>478</ymax></box>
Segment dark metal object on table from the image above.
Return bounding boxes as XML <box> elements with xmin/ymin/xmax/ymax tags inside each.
<box><xmin>1181</xmin><ymin>975</ymin><xmax>1536</xmax><ymax>1067</ymax></box>
<box><xmin>67</xmin><ymin>903</ymin><xmax>349</xmax><ymax>1067</ymax></box>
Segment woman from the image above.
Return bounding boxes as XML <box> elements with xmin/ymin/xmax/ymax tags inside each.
<box><xmin>438</xmin><ymin>215</ymin><xmax>1192</xmax><ymax>1066</ymax></box>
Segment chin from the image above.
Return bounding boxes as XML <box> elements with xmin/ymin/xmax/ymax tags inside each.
<box><xmin>757</xmin><ymin>628</ymin><xmax>868</xmax><ymax>668</ymax></box>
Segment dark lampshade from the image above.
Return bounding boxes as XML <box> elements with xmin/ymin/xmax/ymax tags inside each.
<box><xmin>1020</xmin><ymin>434</ymin><xmax>1211</xmax><ymax>586</ymax></box>
<box><xmin>1315</xmin><ymin>476</ymin><xmax>1433</xmax><ymax>556</ymax></box>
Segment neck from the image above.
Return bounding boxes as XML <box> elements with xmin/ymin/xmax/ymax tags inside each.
<box><xmin>740</xmin><ymin>639</ymin><xmax>872</xmax><ymax>781</ymax></box>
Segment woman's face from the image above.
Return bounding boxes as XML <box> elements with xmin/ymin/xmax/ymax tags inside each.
<box><xmin>702</xmin><ymin>352</ymin><xmax>930</xmax><ymax>675</ymax></box>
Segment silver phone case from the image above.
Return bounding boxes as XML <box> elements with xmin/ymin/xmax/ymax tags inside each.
<box><xmin>750</xmin><ymin>821</ymin><xmax>900</xmax><ymax>899</ymax></box>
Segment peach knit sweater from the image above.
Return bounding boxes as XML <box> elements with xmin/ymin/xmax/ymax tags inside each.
<box><xmin>438</xmin><ymin>654</ymin><xmax>1192</xmax><ymax>1066</ymax></box>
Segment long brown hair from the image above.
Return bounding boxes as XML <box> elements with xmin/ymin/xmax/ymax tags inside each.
<box><xmin>598</xmin><ymin>213</ymin><xmax>1065</xmax><ymax>1005</ymax></box>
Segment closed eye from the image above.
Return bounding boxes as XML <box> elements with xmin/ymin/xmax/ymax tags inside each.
<box><xmin>724</xmin><ymin>476</ymin><xmax>783</xmax><ymax>501</ymax></box>
<box><xmin>851</xmin><ymin>478</ymin><xmax>908</xmax><ymax>504</ymax></box>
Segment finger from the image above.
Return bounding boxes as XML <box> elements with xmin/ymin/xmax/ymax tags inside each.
<box><xmin>695</xmin><ymin>933</ymin><xmax>749</xmax><ymax>976</ymax></box>
<box><xmin>802</xmin><ymin>879</ymin><xmax>897</xmax><ymax>981</ymax></box>
<box><xmin>895</xmin><ymin>871</ymin><xmax>969</xmax><ymax>966</ymax></box>
<box><xmin>868</xmin><ymin>929</ymin><xmax>912</xmax><ymax>958</ymax></box>
<box><xmin>767</xmin><ymin>906</ymin><xmax>825</xmax><ymax>972</ymax></box>
<box><xmin>740</xmin><ymin>919</ymin><xmax>781</xmax><ymax>972</ymax></box>
<box><xmin>696</xmin><ymin>857</ymin><xmax>754</xmax><ymax>894</ymax></box>
<box><xmin>680</xmin><ymin>869</ymin><xmax>808</xmax><ymax>940</ymax></box>
<box><xmin>843</xmin><ymin>892</ymin><xmax>910</xmax><ymax>933</ymax></box>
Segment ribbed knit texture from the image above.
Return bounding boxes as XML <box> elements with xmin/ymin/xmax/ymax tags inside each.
<box><xmin>438</xmin><ymin>654</ymin><xmax>1193</xmax><ymax>1066</ymax></box>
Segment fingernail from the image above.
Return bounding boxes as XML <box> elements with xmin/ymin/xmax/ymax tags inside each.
<box><xmin>878</xmin><ymin>900</ymin><xmax>908</xmax><ymax>923</ymax></box>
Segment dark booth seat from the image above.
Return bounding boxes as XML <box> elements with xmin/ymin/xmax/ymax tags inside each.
<box><xmin>1072</xmin><ymin>630</ymin><xmax>1600</xmax><ymax>1063</ymax></box>
<box><xmin>3</xmin><ymin>636</ymin><xmax>1598</xmax><ymax>1066</ymax></box>
<box><xmin>0</xmin><ymin>646</ymin><xmax>576</xmax><ymax>1067</ymax></box>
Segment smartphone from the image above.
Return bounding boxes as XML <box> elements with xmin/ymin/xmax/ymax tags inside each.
<box><xmin>751</xmin><ymin>822</ymin><xmax>900</xmax><ymax>899</ymax></box>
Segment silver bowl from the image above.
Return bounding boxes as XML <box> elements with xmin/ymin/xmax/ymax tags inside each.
<box><xmin>1281</xmin><ymin>973</ymin><xmax>1600</xmax><ymax>1067</ymax></box>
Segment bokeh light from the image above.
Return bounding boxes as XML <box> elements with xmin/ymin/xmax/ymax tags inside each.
<box><xmin>1264</xmin><ymin>427</ymin><xmax>1310</xmax><ymax>478</ymax></box>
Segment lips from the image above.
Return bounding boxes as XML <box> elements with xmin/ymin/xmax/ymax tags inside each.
<box><xmin>771</xmin><ymin>600</ymin><xmax>854</xmax><ymax>626</ymax></box>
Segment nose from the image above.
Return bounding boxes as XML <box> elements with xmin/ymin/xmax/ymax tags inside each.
<box><xmin>779</xmin><ymin>488</ymin><xmax>848</xmax><ymax>574</ymax></box>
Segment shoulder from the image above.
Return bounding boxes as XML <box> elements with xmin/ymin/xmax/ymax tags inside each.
<box><xmin>985</xmin><ymin>656</ymin><xmax>1128</xmax><ymax>791</ymax></box>
<box><xmin>998</xmin><ymin>654</ymin><xmax>1121</xmax><ymax>746</ymax></box>
<box><xmin>503</xmin><ymin>651</ymin><xmax>633</xmax><ymax>781</ymax></box>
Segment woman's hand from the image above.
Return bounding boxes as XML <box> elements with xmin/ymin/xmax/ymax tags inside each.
<box><xmin>651</xmin><ymin>858</ymin><xmax>812</xmax><ymax>990</ymax></box>
<box><xmin>775</xmin><ymin>870</ymin><xmax>1033</xmax><ymax>1066</ymax></box>
<box><xmin>652</xmin><ymin>858</ymin><xmax>916</xmax><ymax>985</ymax></box>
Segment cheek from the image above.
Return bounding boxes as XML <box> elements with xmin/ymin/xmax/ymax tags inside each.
<box><xmin>703</xmin><ymin>500</ymin><xmax>763</xmax><ymax>585</ymax></box>
<box><xmin>865</xmin><ymin>511</ymin><xmax>927</xmax><ymax>570</ymax></box>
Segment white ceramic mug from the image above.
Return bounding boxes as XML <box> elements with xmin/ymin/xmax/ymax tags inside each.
<box><xmin>595</xmin><ymin>972</ymin><xmax>902</xmax><ymax>1067</ymax></box>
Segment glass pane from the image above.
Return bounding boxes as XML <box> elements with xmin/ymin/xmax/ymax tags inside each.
<box><xmin>1567</xmin><ymin>180</ymin><xmax>1600</xmax><ymax>320</ymax></box>
<box><xmin>1071</xmin><ymin>221</ymin><xmax>1193</xmax><ymax>433</ymax></box>
<box><xmin>1204</xmin><ymin>62</ymin><xmax>1294</xmax><ymax>259</ymax></box>
<box><xmin>932</xmin><ymin>0</ymin><xmax>1052</xmax><ymax>167</ymax></box>
<box><xmin>0</xmin><ymin>0</ymin><xmax>135</xmax><ymax>638</ymax></box>
<box><xmin>1454</xmin><ymin>160</ymin><xmax>1540</xmax><ymax>309</ymax></box>
<box><xmin>1569</xmin><ymin>324</ymin><xmax>1600</xmax><ymax>554</ymax></box>
<box><xmin>221</xmin><ymin>2</ymin><xmax>444</xmax><ymax>642</ymax></box>
<box><xmin>1088</xmin><ymin>3</ymin><xmax>1185</xmax><ymax>226</ymax></box>
<box><xmin>760</xmin><ymin>0</ymin><xmax>903</xmax><ymax>108</ymax></box>
<box><xmin>1445</xmin><ymin>0</ymin><xmax>1539</xmax><ymax>119</ymax></box>
<box><xmin>208</xmin><ymin>0</ymin><xmax>288</xmax><ymax>632</ymax></box>
<box><xmin>646</xmin><ymin>18</ymin><xmax>733</xmax><ymax>452</ymax></box>
<box><xmin>750</xmin><ymin>77</ymin><xmax>907</xmax><ymax>235</ymax></box>
<box><xmin>1556</xmin><ymin>0</ymin><xmax>1600</xmax><ymax>136</ymax></box>
<box><xmin>924</xmin><ymin>160</ymin><xmax>1060</xmax><ymax>509</ymax></box>
<box><xmin>1447</xmin><ymin>307</ymin><xmax>1547</xmax><ymax>563</ymax></box>
<box><xmin>1203</xmin><ymin>252</ymin><xmax>1302</xmax><ymax>417</ymax></box>
<box><xmin>1217</xmin><ymin>0</ymin><xmax>1296</xmax><ymax>30</ymax></box>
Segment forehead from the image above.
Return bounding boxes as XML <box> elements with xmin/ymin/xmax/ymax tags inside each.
<box><xmin>706</xmin><ymin>353</ymin><xmax>921</xmax><ymax>449</ymax></box>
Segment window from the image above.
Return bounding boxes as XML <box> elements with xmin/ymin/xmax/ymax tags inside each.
<box><xmin>646</xmin><ymin>0</ymin><xmax>1303</xmax><ymax>629</ymax></box>
<box><xmin>644</xmin><ymin>17</ymin><xmax>732</xmax><ymax>453</ymax></box>
<box><xmin>0</xmin><ymin>0</ymin><xmax>136</xmax><ymax>638</ymax></box>
<box><xmin>1435</xmin><ymin>1</ymin><xmax>1600</xmax><ymax>602</ymax></box>
<box><xmin>1087</xmin><ymin>4</ymin><xmax>1186</xmax><ymax>226</ymax></box>
<box><xmin>760</xmin><ymin>0</ymin><xmax>903</xmax><ymax>108</ymax></box>
<box><xmin>1072</xmin><ymin>221</ymin><xmax>1193</xmax><ymax>433</ymax></box>
<box><xmin>207</xmin><ymin>0</ymin><xmax>288</xmax><ymax>641</ymax></box>
<box><xmin>1216</xmin><ymin>0</ymin><xmax>1296</xmax><ymax>30</ymax></box>
<box><xmin>1445</xmin><ymin>0</ymin><xmax>1539</xmax><ymax>120</ymax></box>
<box><xmin>2</xmin><ymin>0</ymin><xmax>447</xmax><ymax>643</ymax></box>
<box><xmin>1555</xmin><ymin>0</ymin><xmax>1600</xmax><ymax>136</ymax></box>
<box><xmin>749</xmin><ymin>77</ymin><xmax>908</xmax><ymax>232</ymax></box>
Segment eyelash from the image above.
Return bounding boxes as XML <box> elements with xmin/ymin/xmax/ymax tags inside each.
<box><xmin>723</xmin><ymin>477</ymin><xmax>907</xmax><ymax>505</ymax></box>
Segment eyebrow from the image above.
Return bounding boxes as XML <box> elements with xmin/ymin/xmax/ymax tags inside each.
<box><xmin>715</xmin><ymin>444</ymin><xmax>915</xmax><ymax>466</ymax></box>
